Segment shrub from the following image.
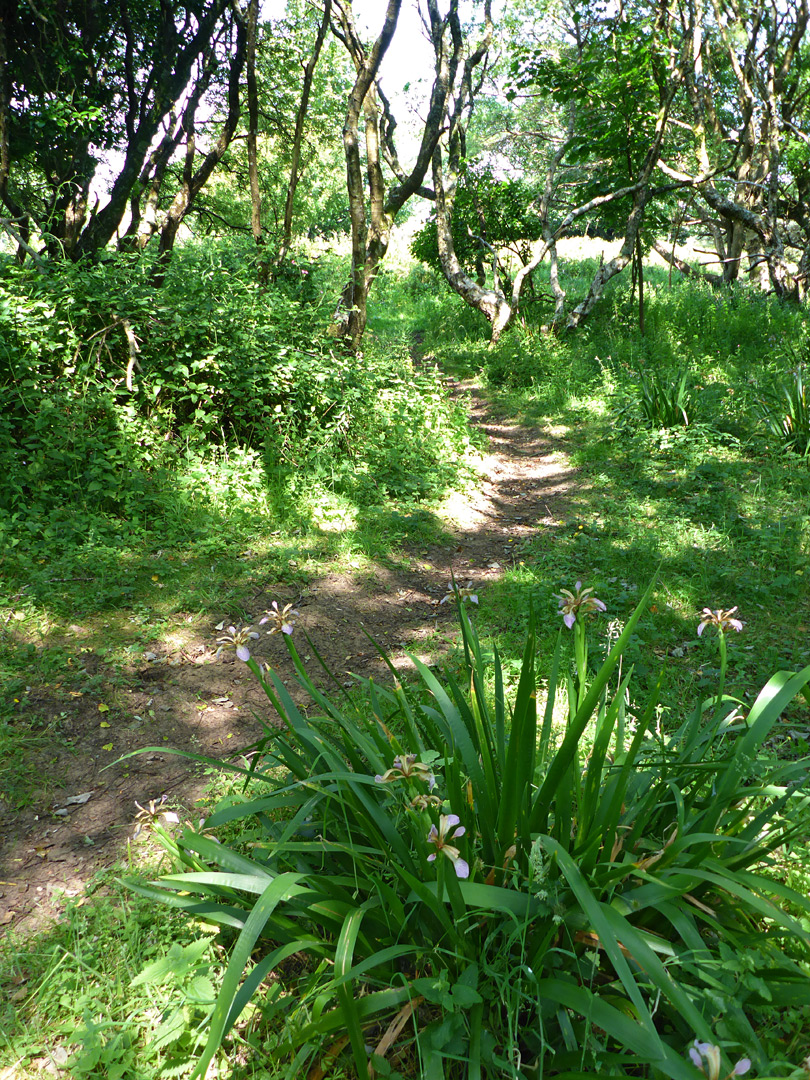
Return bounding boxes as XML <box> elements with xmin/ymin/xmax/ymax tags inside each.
<box><xmin>0</xmin><ymin>243</ymin><xmax>474</xmax><ymax>546</ymax></box>
<box><xmin>132</xmin><ymin>583</ymin><xmax>810</xmax><ymax>1079</ymax></box>
<box><xmin>635</xmin><ymin>365</ymin><xmax>695</xmax><ymax>428</ymax></box>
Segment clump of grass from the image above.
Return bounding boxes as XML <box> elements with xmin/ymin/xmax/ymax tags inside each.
<box><xmin>758</xmin><ymin>364</ymin><xmax>810</xmax><ymax>456</ymax></box>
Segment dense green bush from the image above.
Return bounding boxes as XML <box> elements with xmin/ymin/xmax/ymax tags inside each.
<box><xmin>134</xmin><ymin>585</ymin><xmax>810</xmax><ymax>1079</ymax></box>
<box><xmin>0</xmin><ymin>242</ymin><xmax>474</xmax><ymax>547</ymax></box>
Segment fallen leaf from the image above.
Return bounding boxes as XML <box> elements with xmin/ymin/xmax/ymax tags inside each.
<box><xmin>99</xmin><ymin>721</ymin><xmax>110</xmax><ymax>728</ymax></box>
<box><xmin>63</xmin><ymin>792</ymin><xmax>93</xmax><ymax>805</ymax></box>
<box><xmin>102</xmin><ymin>743</ymin><xmax>113</xmax><ymax>751</ymax></box>
<box><xmin>98</xmin><ymin>703</ymin><xmax>109</xmax><ymax>713</ymax></box>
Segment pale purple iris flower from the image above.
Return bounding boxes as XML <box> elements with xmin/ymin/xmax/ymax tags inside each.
<box><xmin>216</xmin><ymin>625</ymin><xmax>260</xmax><ymax>662</ymax></box>
<box><xmin>697</xmin><ymin>606</ymin><xmax>744</xmax><ymax>636</ymax></box>
<box><xmin>375</xmin><ymin>754</ymin><xmax>435</xmax><ymax>790</ymax></box>
<box><xmin>688</xmin><ymin>1040</ymin><xmax>750</xmax><ymax>1080</ymax></box>
<box><xmin>260</xmin><ymin>601</ymin><xmax>299</xmax><ymax>636</ymax></box>
<box><xmin>555</xmin><ymin>581</ymin><xmax>606</xmax><ymax>629</ymax></box>
<box><xmin>427</xmin><ymin>813</ymin><xmax>469</xmax><ymax>879</ymax></box>
<box><xmin>440</xmin><ymin>581</ymin><xmax>479</xmax><ymax>606</ymax></box>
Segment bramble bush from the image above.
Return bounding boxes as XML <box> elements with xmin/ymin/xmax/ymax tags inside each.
<box><xmin>132</xmin><ymin>582</ymin><xmax>810</xmax><ymax>1079</ymax></box>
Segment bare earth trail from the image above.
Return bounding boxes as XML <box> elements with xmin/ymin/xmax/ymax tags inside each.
<box><xmin>0</xmin><ymin>380</ymin><xmax>578</xmax><ymax>934</ymax></box>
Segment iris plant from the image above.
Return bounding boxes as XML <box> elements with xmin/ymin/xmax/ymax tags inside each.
<box><xmin>555</xmin><ymin>581</ymin><xmax>606</xmax><ymax>629</ymax></box>
<box><xmin>555</xmin><ymin>581</ymin><xmax>607</xmax><ymax>715</ymax></box>
<box><xmin>697</xmin><ymin>604</ymin><xmax>744</xmax><ymax>717</ymax></box>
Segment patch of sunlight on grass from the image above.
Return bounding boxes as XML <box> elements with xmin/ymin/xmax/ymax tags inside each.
<box><xmin>308</xmin><ymin>490</ymin><xmax>359</xmax><ymax>534</ymax></box>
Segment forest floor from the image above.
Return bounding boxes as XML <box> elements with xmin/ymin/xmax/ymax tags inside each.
<box><xmin>0</xmin><ymin>379</ymin><xmax>579</xmax><ymax>935</ymax></box>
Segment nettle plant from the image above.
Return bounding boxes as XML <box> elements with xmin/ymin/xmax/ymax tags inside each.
<box><xmin>132</xmin><ymin>582</ymin><xmax>810</xmax><ymax>1080</ymax></box>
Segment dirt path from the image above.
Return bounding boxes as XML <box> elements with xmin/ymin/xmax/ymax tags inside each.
<box><xmin>0</xmin><ymin>379</ymin><xmax>578</xmax><ymax>934</ymax></box>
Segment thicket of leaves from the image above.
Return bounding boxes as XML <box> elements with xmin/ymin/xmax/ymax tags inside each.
<box><xmin>411</xmin><ymin>165</ymin><xmax>542</xmax><ymax>278</ymax></box>
<box><xmin>0</xmin><ymin>241</ymin><xmax>473</xmax><ymax>548</ymax></box>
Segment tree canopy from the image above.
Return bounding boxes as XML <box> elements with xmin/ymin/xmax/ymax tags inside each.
<box><xmin>2</xmin><ymin>0</ymin><xmax>810</xmax><ymax>339</ymax></box>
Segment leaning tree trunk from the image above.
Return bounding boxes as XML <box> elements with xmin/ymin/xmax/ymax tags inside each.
<box><xmin>427</xmin><ymin>0</ymin><xmax>511</xmax><ymax>341</ymax></box>
<box><xmin>153</xmin><ymin>17</ymin><xmax>248</xmax><ymax>281</ymax></box>
<box><xmin>432</xmin><ymin>147</ymin><xmax>511</xmax><ymax>340</ymax></box>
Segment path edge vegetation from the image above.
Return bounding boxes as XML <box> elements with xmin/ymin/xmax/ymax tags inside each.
<box><xmin>3</xmin><ymin>0</ymin><xmax>810</xmax><ymax>1068</ymax></box>
<box><xmin>126</xmin><ymin>581</ymin><xmax>810</xmax><ymax>1080</ymax></box>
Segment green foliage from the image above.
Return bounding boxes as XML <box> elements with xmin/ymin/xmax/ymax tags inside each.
<box><xmin>508</xmin><ymin>10</ymin><xmax>667</xmax><ymax>235</ymax></box>
<box><xmin>193</xmin><ymin>5</ymin><xmax>350</xmax><ymax>244</ymax></box>
<box><xmin>0</xmin><ymin>242</ymin><xmax>473</xmax><ymax>551</ymax></box>
<box><xmin>0</xmin><ymin>878</ymin><xmax>228</xmax><ymax>1080</ymax></box>
<box><xmin>757</xmin><ymin>365</ymin><xmax>810</xmax><ymax>456</ymax></box>
<box><xmin>67</xmin><ymin>1014</ymin><xmax>140</xmax><ymax>1080</ymax></box>
<box><xmin>483</xmin><ymin>326</ymin><xmax>568</xmax><ymax>389</ymax></box>
<box><xmin>633</xmin><ymin>365</ymin><xmax>695</xmax><ymax>428</ymax></box>
<box><xmin>134</xmin><ymin>591</ymin><xmax>810</xmax><ymax>1078</ymax></box>
<box><xmin>411</xmin><ymin>164</ymin><xmax>541</xmax><ymax>278</ymax></box>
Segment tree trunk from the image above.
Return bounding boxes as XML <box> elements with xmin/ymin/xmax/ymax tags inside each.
<box><xmin>77</xmin><ymin>0</ymin><xmax>231</xmax><ymax>260</ymax></box>
<box><xmin>432</xmin><ymin>147</ymin><xmax>511</xmax><ymax>340</ymax></box>
<box><xmin>336</xmin><ymin>0</ymin><xmax>402</xmax><ymax>348</ymax></box>
<box><xmin>426</xmin><ymin>1</ymin><xmax>511</xmax><ymax>341</ymax></box>
<box><xmin>275</xmin><ymin>0</ymin><xmax>331</xmax><ymax>269</ymax></box>
<box><xmin>246</xmin><ymin>0</ymin><xmax>263</xmax><ymax>254</ymax></box>
<box><xmin>563</xmin><ymin>199</ymin><xmax>645</xmax><ymax>331</ymax></box>
<box><xmin>331</xmin><ymin>0</ymin><xmax>488</xmax><ymax>347</ymax></box>
<box><xmin>154</xmin><ymin>16</ymin><xmax>248</xmax><ymax>279</ymax></box>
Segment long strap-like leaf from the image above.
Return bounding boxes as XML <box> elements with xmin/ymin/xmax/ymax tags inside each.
<box><xmin>191</xmin><ymin>872</ymin><xmax>305</xmax><ymax>1080</ymax></box>
<box><xmin>532</xmin><ymin>574</ymin><xmax>658</xmax><ymax>834</ymax></box>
